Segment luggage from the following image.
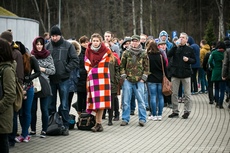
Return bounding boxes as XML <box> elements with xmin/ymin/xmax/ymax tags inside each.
<box><xmin>46</xmin><ymin>112</ymin><xmax>65</xmax><ymax>136</ymax></box>
<box><xmin>76</xmin><ymin>112</ymin><xmax>95</xmax><ymax>131</ymax></box>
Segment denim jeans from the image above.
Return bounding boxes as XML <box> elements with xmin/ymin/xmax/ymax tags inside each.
<box><xmin>31</xmin><ymin>96</ymin><xmax>49</xmax><ymax>132</ymax></box>
<box><xmin>198</xmin><ymin>68</ymin><xmax>208</xmax><ymax>92</ymax></box>
<box><xmin>214</xmin><ymin>81</ymin><xmax>226</xmax><ymax>106</ymax></box>
<box><xmin>171</xmin><ymin>77</ymin><xmax>192</xmax><ymax>113</ymax></box>
<box><xmin>130</xmin><ymin>91</ymin><xmax>136</xmax><ymax>112</ymax></box>
<box><xmin>121</xmin><ymin>80</ymin><xmax>146</xmax><ymax>123</ymax></box>
<box><xmin>48</xmin><ymin>79</ymin><xmax>70</xmax><ymax>128</ymax></box>
<box><xmin>19</xmin><ymin>87</ymin><xmax>34</xmax><ymax>138</ymax></box>
<box><xmin>144</xmin><ymin>83</ymin><xmax>149</xmax><ymax>109</ymax></box>
<box><xmin>148</xmin><ymin>82</ymin><xmax>164</xmax><ymax>116</ymax></box>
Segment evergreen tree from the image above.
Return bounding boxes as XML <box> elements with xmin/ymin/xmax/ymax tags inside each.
<box><xmin>203</xmin><ymin>18</ymin><xmax>216</xmax><ymax>45</ymax></box>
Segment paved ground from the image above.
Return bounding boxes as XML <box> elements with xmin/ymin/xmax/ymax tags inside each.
<box><xmin>10</xmin><ymin>93</ymin><xmax>230</xmax><ymax>153</ymax></box>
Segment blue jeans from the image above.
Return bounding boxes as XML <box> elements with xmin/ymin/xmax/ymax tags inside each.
<box><xmin>130</xmin><ymin>90</ymin><xmax>136</xmax><ymax>112</ymax></box>
<box><xmin>48</xmin><ymin>79</ymin><xmax>70</xmax><ymax>128</ymax></box>
<box><xmin>31</xmin><ymin>96</ymin><xmax>49</xmax><ymax>132</ymax></box>
<box><xmin>148</xmin><ymin>83</ymin><xmax>164</xmax><ymax>116</ymax></box>
<box><xmin>198</xmin><ymin>68</ymin><xmax>208</xmax><ymax>92</ymax></box>
<box><xmin>19</xmin><ymin>87</ymin><xmax>34</xmax><ymax>138</ymax></box>
<box><xmin>214</xmin><ymin>81</ymin><xmax>226</xmax><ymax>106</ymax></box>
<box><xmin>144</xmin><ymin>83</ymin><xmax>149</xmax><ymax>109</ymax></box>
<box><xmin>122</xmin><ymin>80</ymin><xmax>146</xmax><ymax>123</ymax></box>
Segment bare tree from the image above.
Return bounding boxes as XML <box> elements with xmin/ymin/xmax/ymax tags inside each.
<box><xmin>132</xmin><ymin>0</ymin><xmax>136</xmax><ymax>35</ymax></box>
<box><xmin>140</xmin><ymin>0</ymin><xmax>143</xmax><ymax>34</ymax></box>
<box><xmin>149</xmin><ymin>0</ymin><xmax>153</xmax><ymax>35</ymax></box>
<box><xmin>33</xmin><ymin>0</ymin><xmax>46</xmax><ymax>32</ymax></box>
<box><xmin>216</xmin><ymin>0</ymin><xmax>224</xmax><ymax>40</ymax></box>
<box><xmin>45</xmin><ymin>0</ymin><xmax>50</xmax><ymax>32</ymax></box>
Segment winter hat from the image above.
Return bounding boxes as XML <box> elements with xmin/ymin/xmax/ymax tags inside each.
<box><xmin>50</xmin><ymin>26</ymin><xmax>62</xmax><ymax>36</ymax></box>
<box><xmin>159</xmin><ymin>30</ymin><xmax>168</xmax><ymax>38</ymax></box>
<box><xmin>131</xmin><ymin>35</ymin><xmax>140</xmax><ymax>41</ymax></box>
<box><xmin>15</xmin><ymin>41</ymin><xmax>26</xmax><ymax>55</ymax></box>
<box><xmin>157</xmin><ymin>40</ymin><xmax>166</xmax><ymax>46</ymax></box>
<box><xmin>0</xmin><ymin>31</ymin><xmax>13</xmax><ymax>42</ymax></box>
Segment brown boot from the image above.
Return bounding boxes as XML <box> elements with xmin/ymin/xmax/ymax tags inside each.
<box><xmin>91</xmin><ymin>123</ymin><xmax>103</xmax><ymax>132</ymax></box>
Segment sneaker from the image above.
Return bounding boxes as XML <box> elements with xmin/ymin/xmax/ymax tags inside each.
<box><xmin>152</xmin><ymin>116</ymin><xmax>158</xmax><ymax>121</ymax></box>
<box><xmin>178</xmin><ymin>97</ymin><xmax>182</xmax><ymax>103</ymax></box>
<box><xmin>130</xmin><ymin>111</ymin><xmax>135</xmax><ymax>115</ymax></box>
<box><xmin>157</xmin><ymin>116</ymin><xmax>162</xmax><ymax>121</ymax></box>
<box><xmin>209</xmin><ymin>101</ymin><xmax>214</xmax><ymax>104</ymax></box>
<box><xmin>15</xmin><ymin>136</ymin><xmax>24</xmax><ymax>143</ymax></box>
<box><xmin>182</xmin><ymin>112</ymin><xmax>190</xmax><ymax>119</ymax></box>
<box><xmin>168</xmin><ymin>113</ymin><xmax>179</xmax><ymax>118</ymax></box>
<box><xmin>113</xmin><ymin>117</ymin><xmax>119</xmax><ymax>121</ymax></box>
<box><xmin>62</xmin><ymin>128</ymin><xmax>69</xmax><ymax>136</ymax></box>
<box><xmin>29</xmin><ymin>131</ymin><xmax>36</xmax><ymax>136</ymax></box>
<box><xmin>148</xmin><ymin>115</ymin><xmax>154</xmax><ymax>120</ymax></box>
<box><xmin>40</xmin><ymin>131</ymin><xmax>46</xmax><ymax>138</ymax></box>
<box><xmin>139</xmin><ymin>121</ymin><xmax>145</xmax><ymax>127</ymax></box>
<box><xmin>168</xmin><ymin>104</ymin><xmax>173</xmax><ymax>108</ymax></box>
<box><xmin>120</xmin><ymin>121</ymin><xmax>128</xmax><ymax>126</ymax></box>
<box><xmin>23</xmin><ymin>135</ymin><xmax>31</xmax><ymax>143</ymax></box>
<box><xmin>219</xmin><ymin>105</ymin><xmax>224</xmax><ymax>109</ymax></box>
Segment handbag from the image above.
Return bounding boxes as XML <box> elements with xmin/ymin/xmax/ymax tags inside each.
<box><xmin>76</xmin><ymin>112</ymin><xmax>96</xmax><ymax>131</ymax></box>
<box><xmin>32</xmin><ymin>70</ymin><xmax>41</xmax><ymax>93</ymax></box>
<box><xmin>46</xmin><ymin>112</ymin><xmax>65</xmax><ymax>136</ymax></box>
<box><xmin>35</xmin><ymin>75</ymin><xmax>52</xmax><ymax>98</ymax></box>
<box><xmin>160</xmin><ymin>55</ymin><xmax>172</xmax><ymax>96</ymax></box>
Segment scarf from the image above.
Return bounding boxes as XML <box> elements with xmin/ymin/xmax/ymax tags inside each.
<box><xmin>127</xmin><ymin>44</ymin><xmax>143</xmax><ymax>63</ymax></box>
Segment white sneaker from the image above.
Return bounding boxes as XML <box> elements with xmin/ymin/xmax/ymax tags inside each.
<box><xmin>153</xmin><ymin>116</ymin><xmax>158</xmax><ymax>121</ymax></box>
<box><xmin>157</xmin><ymin>116</ymin><xmax>162</xmax><ymax>121</ymax></box>
<box><xmin>148</xmin><ymin>115</ymin><xmax>154</xmax><ymax>120</ymax></box>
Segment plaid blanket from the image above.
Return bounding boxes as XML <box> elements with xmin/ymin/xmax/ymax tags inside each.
<box><xmin>85</xmin><ymin>51</ymin><xmax>111</xmax><ymax>114</ymax></box>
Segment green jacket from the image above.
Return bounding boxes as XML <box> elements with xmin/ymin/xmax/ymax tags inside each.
<box><xmin>208</xmin><ymin>49</ymin><xmax>224</xmax><ymax>82</ymax></box>
<box><xmin>120</xmin><ymin>46</ymin><xmax>149</xmax><ymax>83</ymax></box>
<box><xmin>0</xmin><ymin>61</ymin><xmax>16</xmax><ymax>134</ymax></box>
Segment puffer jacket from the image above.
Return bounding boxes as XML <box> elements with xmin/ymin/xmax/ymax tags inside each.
<box><xmin>222</xmin><ymin>48</ymin><xmax>230</xmax><ymax>79</ymax></box>
<box><xmin>167</xmin><ymin>45</ymin><xmax>196</xmax><ymax>78</ymax></box>
<box><xmin>0</xmin><ymin>61</ymin><xmax>17</xmax><ymax>134</ymax></box>
<box><xmin>200</xmin><ymin>44</ymin><xmax>210</xmax><ymax>67</ymax></box>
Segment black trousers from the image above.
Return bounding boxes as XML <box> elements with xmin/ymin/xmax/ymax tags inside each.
<box><xmin>0</xmin><ymin>134</ymin><xmax>9</xmax><ymax>153</ymax></box>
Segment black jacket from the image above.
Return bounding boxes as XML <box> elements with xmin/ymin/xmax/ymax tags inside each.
<box><xmin>77</xmin><ymin>46</ymin><xmax>87</xmax><ymax>92</ymax></box>
<box><xmin>46</xmin><ymin>38</ymin><xmax>79</xmax><ymax>83</ymax></box>
<box><xmin>167</xmin><ymin>45</ymin><xmax>196</xmax><ymax>78</ymax></box>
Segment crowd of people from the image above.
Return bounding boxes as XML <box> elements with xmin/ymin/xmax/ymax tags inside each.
<box><xmin>0</xmin><ymin>26</ymin><xmax>230</xmax><ymax>153</ymax></box>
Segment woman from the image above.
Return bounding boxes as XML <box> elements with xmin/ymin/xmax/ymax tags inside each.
<box><xmin>15</xmin><ymin>42</ymin><xmax>41</xmax><ymax>142</ymax></box>
<box><xmin>85</xmin><ymin>33</ymin><xmax>111</xmax><ymax>132</ymax></box>
<box><xmin>0</xmin><ymin>38</ymin><xmax>17</xmax><ymax>153</ymax></box>
<box><xmin>146</xmin><ymin>40</ymin><xmax>166</xmax><ymax>121</ymax></box>
<box><xmin>208</xmin><ymin>41</ymin><xmax>226</xmax><ymax>109</ymax></box>
<box><xmin>72</xmin><ymin>36</ymin><xmax>89</xmax><ymax>115</ymax></box>
<box><xmin>30</xmin><ymin>36</ymin><xmax>55</xmax><ymax>138</ymax></box>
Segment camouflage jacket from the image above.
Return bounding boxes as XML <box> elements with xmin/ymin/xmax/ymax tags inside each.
<box><xmin>120</xmin><ymin>46</ymin><xmax>149</xmax><ymax>83</ymax></box>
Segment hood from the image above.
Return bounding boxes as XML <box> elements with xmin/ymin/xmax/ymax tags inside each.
<box><xmin>202</xmin><ymin>44</ymin><xmax>210</xmax><ymax>51</ymax></box>
<box><xmin>224</xmin><ymin>40</ymin><xmax>230</xmax><ymax>48</ymax></box>
<box><xmin>32</xmin><ymin>36</ymin><xmax>45</xmax><ymax>51</ymax></box>
<box><xmin>187</xmin><ymin>36</ymin><xmax>195</xmax><ymax>45</ymax></box>
<box><xmin>159</xmin><ymin>30</ymin><xmax>168</xmax><ymax>41</ymax></box>
<box><xmin>121</xmin><ymin>37</ymin><xmax>131</xmax><ymax>49</ymax></box>
<box><xmin>68</xmin><ymin>40</ymin><xmax>81</xmax><ymax>56</ymax></box>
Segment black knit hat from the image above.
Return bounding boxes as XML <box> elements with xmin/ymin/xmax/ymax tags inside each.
<box><xmin>0</xmin><ymin>31</ymin><xmax>13</xmax><ymax>42</ymax></box>
<box><xmin>50</xmin><ymin>26</ymin><xmax>62</xmax><ymax>36</ymax></box>
<box><xmin>15</xmin><ymin>41</ymin><xmax>26</xmax><ymax>55</ymax></box>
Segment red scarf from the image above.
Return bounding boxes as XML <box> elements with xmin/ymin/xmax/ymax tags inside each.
<box><xmin>31</xmin><ymin>36</ymin><xmax>50</xmax><ymax>59</ymax></box>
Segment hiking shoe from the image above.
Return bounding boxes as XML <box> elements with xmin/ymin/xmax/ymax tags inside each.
<box><xmin>157</xmin><ymin>116</ymin><xmax>162</xmax><ymax>121</ymax></box>
<box><xmin>168</xmin><ymin>113</ymin><xmax>179</xmax><ymax>118</ymax></box>
<box><xmin>40</xmin><ymin>131</ymin><xmax>46</xmax><ymax>138</ymax></box>
<box><xmin>182</xmin><ymin>112</ymin><xmax>190</xmax><ymax>119</ymax></box>
<box><xmin>15</xmin><ymin>136</ymin><xmax>24</xmax><ymax>143</ymax></box>
<box><xmin>120</xmin><ymin>121</ymin><xmax>128</xmax><ymax>126</ymax></box>
<box><xmin>29</xmin><ymin>131</ymin><xmax>36</xmax><ymax>136</ymax></box>
<box><xmin>23</xmin><ymin>135</ymin><xmax>31</xmax><ymax>143</ymax></box>
<box><xmin>139</xmin><ymin>121</ymin><xmax>145</xmax><ymax>127</ymax></box>
<box><xmin>62</xmin><ymin>128</ymin><xmax>69</xmax><ymax>136</ymax></box>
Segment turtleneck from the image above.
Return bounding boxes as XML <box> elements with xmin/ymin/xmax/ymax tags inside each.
<box><xmin>51</xmin><ymin>37</ymin><xmax>64</xmax><ymax>47</ymax></box>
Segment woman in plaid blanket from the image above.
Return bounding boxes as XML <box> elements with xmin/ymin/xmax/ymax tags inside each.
<box><xmin>85</xmin><ymin>33</ymin><xmax>112</xmax><ymax>132</ymax></box>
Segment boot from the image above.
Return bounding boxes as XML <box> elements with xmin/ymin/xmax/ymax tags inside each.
<box><xmin>91</xmin><ymin>123</ymin><xmax>103</xmax><ymax>132</ymax></box>
<box><xmin>108</xmin><ymin>118</ymin><xmax>113</xmax><ymax>126</ymax></box>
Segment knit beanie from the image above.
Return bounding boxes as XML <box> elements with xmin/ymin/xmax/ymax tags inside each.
<box><xmin>50</xmin><ymin>26</ymin><xmax>62</xmax><ymax>36</ymax></box>
<box><xmin>0</xmin><ymin>31</ymin><xmax>13</xmax><ymax>42</ymax></box>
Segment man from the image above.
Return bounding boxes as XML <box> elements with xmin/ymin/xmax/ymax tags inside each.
<box><xmin>167</xmin><ymin>32</ymin><xmax>196</xmax><ymax>119</ymax></box>
<box><xmin>104</xmin><ymin>31</ymin><xmax>120</xmax><ymax>57</ymax></box>
<box><xmin>159</xmin><ymin>30</ymin><xmax>173</xmax><ymax>50</ymax></box>
<box><xmin>140</xmin><ymin>34</ymin><xmax>147</xmax><ymax>49</ymax></box>
<box><xmin>46</xmin><ymin>26</ymin><xmax>79</xmax><ymax>135</ymax></box>
<box><xmin>120</xmin><ymin>35</ymin><xmax>149</xmax><ymax>126</ymax></box>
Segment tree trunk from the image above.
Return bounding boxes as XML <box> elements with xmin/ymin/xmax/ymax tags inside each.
<box><xmin>45</xmin><ymin>0</ymin><xmax>50</xmax><ymax>32</ymax></box>
<box><xmin>216</xmin><ymin>0</ymin><xmax>224</xmax><ymax>40</ymax></box>
<box><xmin>149</xmin><ymin>0</ymin><xmax>153</xmax><ymax>35</ymax></box>
<box><xmin>33</xmin><ymin>0</ymin><xmax>46</xmax><ymax>32</ymax></box>
<box><xmin>140</xmin><ymin>0</ymin><xmax>143</xmax><ymax>34</ymax></box>
<box><xmin>132</xmin><ymin>0</ymin><xmax>136</xmax><ymax>35</ymax></box>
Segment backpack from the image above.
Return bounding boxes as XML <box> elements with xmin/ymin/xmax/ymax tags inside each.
<box><xmin>46</xmin><ymin>112</ymin><xmax>65</xmax><ymax>136</ymax></box>
<box><xmin>76</xmin><ymin>112</ymin><xmax>96</xmax><ymax>131</ymax></box>
<box><xmin>0</xmin><ymin>65</ymin><xmax>23</xmax><ymax>112</ymax></box>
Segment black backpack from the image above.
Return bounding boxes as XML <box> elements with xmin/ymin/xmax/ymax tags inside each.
<box><xmin>76</xmin><ymin>112</ymin><xmax>95</xmax><ymax>131</ymax></box>
<box><xmin>46</xmin><ymin>112</ymin><xmax>65</xmax><ymax>136</ymax></box>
